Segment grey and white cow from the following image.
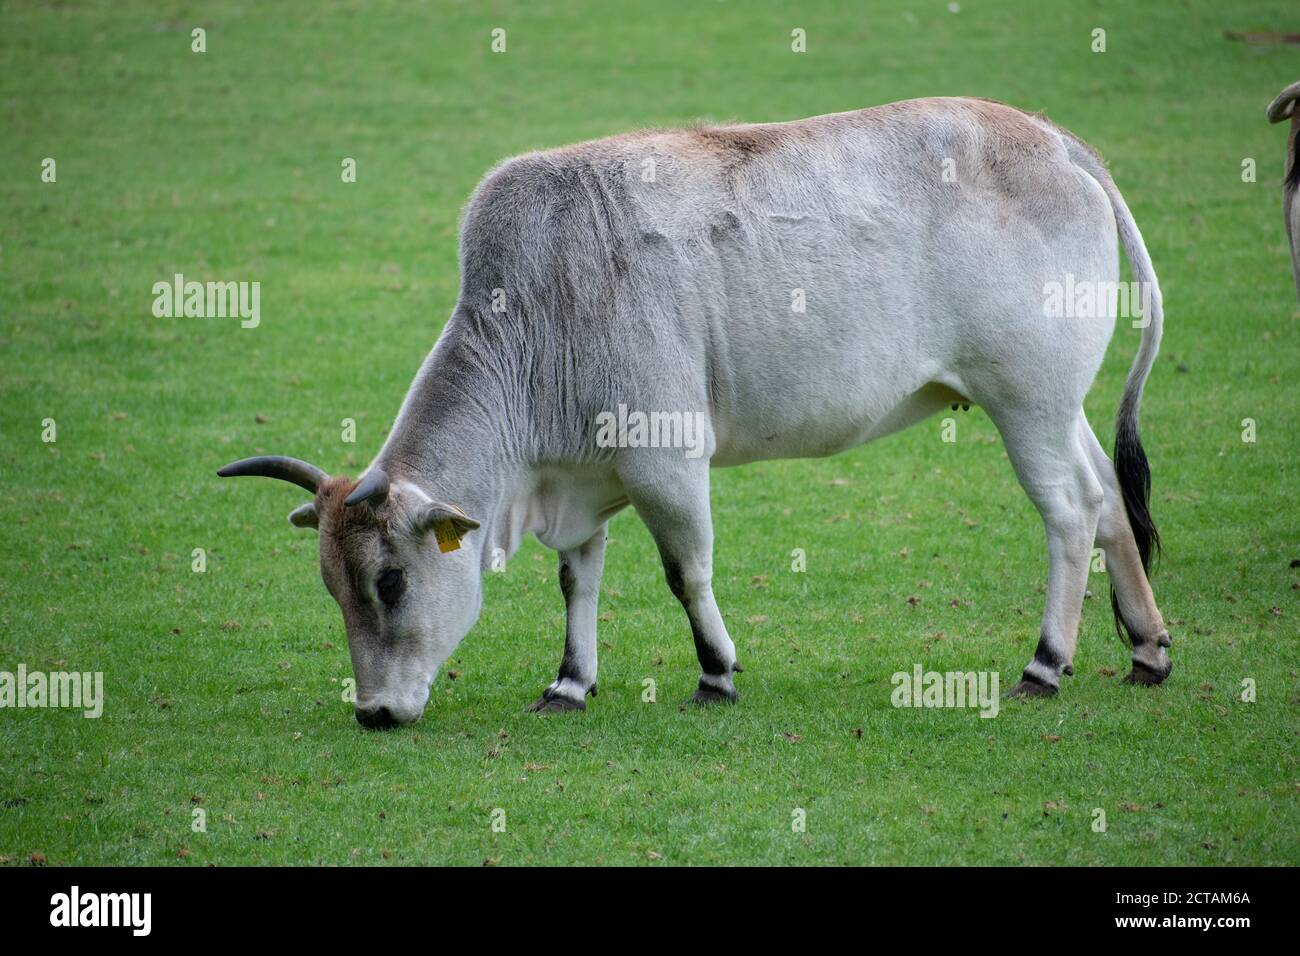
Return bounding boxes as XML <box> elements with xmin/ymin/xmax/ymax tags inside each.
<box><xmin>220</xmin><ymin>97</ymin><xmax>1172</xmax><ymax>728</ymax></box>
<box><xmin>1267</xmin><ymin>81</ymin><xmax>1300</xmax><ymax>302</ymax></box>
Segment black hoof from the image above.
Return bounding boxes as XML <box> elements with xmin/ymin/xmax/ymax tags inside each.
<box><xmin>1004</xmin><ymin>676</ymin><xmax>1058</xmax><ymax>699</ymax></box>
<box><xmin>687</xmin><ymin>683</ymin><xmax>738</xmax><ymax>706</ymax></box>
<box><xmin>1124</xmin><ymin>659</ymin><xmax>1172</xmax><ymax>686</ymax></box>
<box><xmin>526</xmin><ymin>694</ymin><xmax>586</xmax><ymax>714</ymax></box>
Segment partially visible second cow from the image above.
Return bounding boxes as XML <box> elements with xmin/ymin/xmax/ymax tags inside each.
<box><xmin>219</xmin><ymin>97</ymin><xmax>1174</xmax><ymax>728</ymax></box>
<box><xmin>1268</xmin><ymin>81</ymin><xmax>1300</xmax><ymax>302</ymax></box>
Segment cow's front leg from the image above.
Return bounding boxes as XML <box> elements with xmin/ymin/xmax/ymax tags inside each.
<box><xmin>623</xmin><ymin>462</ymin><xmax>740</xmax><ymax>705</ymax></box>
<box><xmin>528</xmin><ymin>524</ymin><xmax>608</xmax><ymax>713</ymax></box>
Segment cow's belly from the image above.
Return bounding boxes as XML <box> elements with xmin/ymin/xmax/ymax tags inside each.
<box><xmin>710</xmin><ymin>378</ymin><xmax>963</xmax><ymax>467</ymax></box>
<box><xmin>706</xmin><ymin>309</ymin><xmax>959</xmax><ymax>466</ymax></box>
<box><xmin>702</xmin><ymin>248</ymin><xmax>956</xmax><ymax>466</ymax></box>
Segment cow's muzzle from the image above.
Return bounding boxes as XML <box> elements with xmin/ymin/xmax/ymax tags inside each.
<box><xmin>355</xmin><ymin>704</ymin><xmax>402</xmax><ymax>730</ymax></box>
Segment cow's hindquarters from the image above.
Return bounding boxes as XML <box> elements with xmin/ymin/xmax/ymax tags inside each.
<box><xmin>995</xmin><ymin>129</ymin><xmax>1170</xmax><ymax>694</ymax></box>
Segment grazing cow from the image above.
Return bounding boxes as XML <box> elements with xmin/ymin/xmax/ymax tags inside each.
<box><xmin>1267</xmin><ymin>81</ymin><xmax>1300</xmax><ymax>302</ymax></box>
<box><xmin>220</xmin><ymin>97</ymin><xmax>1172</xmax><ymax>728</ymax></box>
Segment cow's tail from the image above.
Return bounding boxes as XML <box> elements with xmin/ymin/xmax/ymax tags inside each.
<box><xmin>1062</xmin><ymin>133</ymin><xmax>1163</xmax><ymax>644</ymax></box>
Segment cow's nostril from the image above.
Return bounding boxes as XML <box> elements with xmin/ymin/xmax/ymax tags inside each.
<box><xmin>355</xmin><ymin>705</ymin><xmax>398</xmax><ymax>730</ymax></box>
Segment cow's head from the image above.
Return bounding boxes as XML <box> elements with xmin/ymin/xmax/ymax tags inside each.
<box><xmin>218</xmin><ymin>457</ymin><xmax>482</xmax><ymax>728</ymax></box>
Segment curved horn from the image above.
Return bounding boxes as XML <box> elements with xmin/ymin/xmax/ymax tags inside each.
<box><xmin>1267</xmin><ymin>81</ymin><xmax>1300</xmax><ymax>124</ymax></box>
<box><xmin>217</xmin><ymin>456</ymin><xmax>329</xmax><ymax>494</ymax></box>
<box><xmin>345</xmin><ymin>468</ymin><xmax>390</xmax><ymax>507</ymax></box>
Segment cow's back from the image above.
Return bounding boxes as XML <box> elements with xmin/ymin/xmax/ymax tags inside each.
<box><xmin>453</xmin><ymin>99</ymin><xmax>1116</xmax><ymax>465</ymax></box>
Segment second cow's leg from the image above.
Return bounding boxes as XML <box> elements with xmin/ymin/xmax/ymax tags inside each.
<box><xmin>528</xmin><ymin>524</ymin><xmax>608</xmax><ymax>713</ymax></box>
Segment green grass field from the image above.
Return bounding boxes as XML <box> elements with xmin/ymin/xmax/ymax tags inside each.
<box><xmin>1</xmin><ymin>0</ymin><xmax>1297</xmax><ymax>866</ymax></box>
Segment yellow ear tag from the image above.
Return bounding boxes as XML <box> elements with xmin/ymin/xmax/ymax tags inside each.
<box><xmin>433</xmin><ymin>520</ymin><xmax>462</xmax><ymax>554</ymax></box>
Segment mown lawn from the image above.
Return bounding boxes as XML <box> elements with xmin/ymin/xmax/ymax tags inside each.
<box><xmin>0</xmin><ymin>0</ymin><xmax>1297</xmax><ymax>865</ymax></box>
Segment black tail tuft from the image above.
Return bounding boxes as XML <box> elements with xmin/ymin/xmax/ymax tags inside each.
<box><xmin>1110</xmin><ymin>389</ymin><xmax>1161</xmax><ymax>645</ymax></box>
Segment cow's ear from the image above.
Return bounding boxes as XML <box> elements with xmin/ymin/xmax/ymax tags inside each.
<box><xmin>414</xmin><ymin>503</ymin><xmax>480</xmax><ymax>553</ymax></box>
<box><xmin>288</xmin><ymin>502</ymin><xmax>319</xmax><ymax>529</ymax></box>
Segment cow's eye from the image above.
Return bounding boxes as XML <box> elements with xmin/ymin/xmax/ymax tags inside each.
<box><xmin>376</xmin><ymin>568</ymin><xmax>405</xmax><ymax>606</ymax></box>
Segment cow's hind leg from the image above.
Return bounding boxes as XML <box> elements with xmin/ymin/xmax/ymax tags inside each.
<box><xmin>993</xmin><ymin>411</ymin><xmax>1104</xmax><ymax>698</ymax></box>
<box><xmin>621</xmin><ymin>459</ymin><xmax>740</xmax><ymax>705</ymax></box>
<box><xmin>528</xmin><ymin>524</ymin><xmax>608</xmax><ymax>713</ymax></box>
<box><xmin>1081</xmin><ymin>423</ymin><xmax>1172</xmax><ymax>684</ymax></box>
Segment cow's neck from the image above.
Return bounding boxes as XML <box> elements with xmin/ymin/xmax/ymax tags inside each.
<box><xmin>372</xmin><ymin>320</ymin><xmax>605</xmax><ymax>570</ymax></box>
